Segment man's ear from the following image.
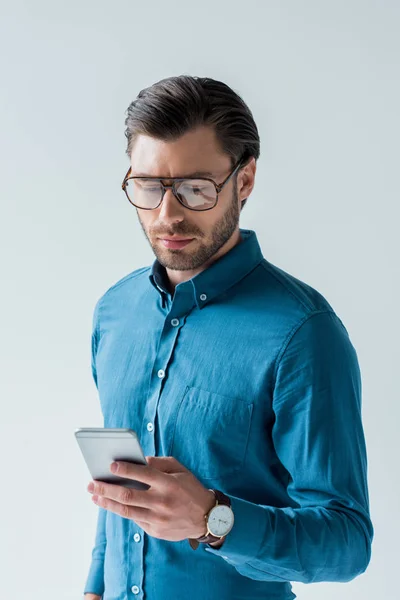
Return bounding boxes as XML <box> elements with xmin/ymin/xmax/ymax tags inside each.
<box><xmin>238</xmin><ymin>157</ymin><xmax>256</xmax><ymax>202</ymax></box>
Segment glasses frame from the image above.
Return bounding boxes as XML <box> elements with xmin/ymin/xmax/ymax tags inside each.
<box><xmin>121</xmin><ymin>157</ymin><xmax>245</xmax><ymax>211</ymax></box>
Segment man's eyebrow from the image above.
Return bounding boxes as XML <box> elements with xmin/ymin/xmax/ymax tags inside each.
<box><xmin>131</xmin><ymin>170</ymin><xmax>215</xmax><ymax>179</ymax></box>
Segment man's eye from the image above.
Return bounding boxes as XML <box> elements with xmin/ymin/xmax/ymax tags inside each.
<box><xmin>137</xmin><ymin>184</ymin><xmax>160</xmax><ymax>192</ymax></box>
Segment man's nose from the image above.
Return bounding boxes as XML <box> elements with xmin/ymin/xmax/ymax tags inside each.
<box><xmin>158</xmin><ymin>186</ymin><xmax>186</xmax><ymax>220</ymax></box>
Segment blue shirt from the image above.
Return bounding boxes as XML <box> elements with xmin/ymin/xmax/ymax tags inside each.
<box><xmin>84</xmin><ymin>228</ymin><xmax>373</xmax><ymax>600</ymax></box>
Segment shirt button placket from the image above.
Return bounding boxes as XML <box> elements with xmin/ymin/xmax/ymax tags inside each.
<box><xmin>133</xmin><ymin>311</ymin><xmax>179</xmax><ymax>597</ymax></box>
<box><xmin>131</xmin><ymin>584</ymin><xmax>140</xmax><ymax>594</ymax></box>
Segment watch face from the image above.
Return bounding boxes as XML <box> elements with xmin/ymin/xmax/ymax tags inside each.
<box><xmin>208</xmin><ymin>504</ymin><xmax>234</xmax><ymax>537</ymax></box>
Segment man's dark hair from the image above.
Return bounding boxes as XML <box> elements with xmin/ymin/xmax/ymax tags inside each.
<box><xmin>124</xmin><ymin>75</ymin><xmax>260</xmax><ymax>211</ymax></box>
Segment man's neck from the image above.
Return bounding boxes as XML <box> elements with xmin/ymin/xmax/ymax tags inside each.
<box><xmin>165</xmin><ymin>229</ymin><xmax>242</xmax><ymax>296</ymax></box>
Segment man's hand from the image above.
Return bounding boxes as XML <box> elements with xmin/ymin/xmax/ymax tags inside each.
<box><xmin>86</xmin><ymin>457</ymin><xmax>216</xmax><ymax>542</ymax></box>
<box><xmin>83</xmin><ymin>594</ymin><xmax>101</xmax><ymax>599</ymax></box>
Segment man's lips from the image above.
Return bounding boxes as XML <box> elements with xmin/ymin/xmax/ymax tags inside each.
<box><xmin>159</xmin><ymin>237</ymin><xmax>195</xmax><ymax>249</ymax></box>
<box><xmin>158</xmin><ymin>237</ymin><xmax>194</xmax><ymax>241</ymax></box>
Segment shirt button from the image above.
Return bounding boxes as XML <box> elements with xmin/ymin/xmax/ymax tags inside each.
<box><xmin>158</xmin><ymin>369</ymin><xmax>165</xmax><ymax>378</ymax></box>
<box><xmin>147</xmin><ymin>422</ymin><xmax>154</xmax><ymax>432</ymax></box>
<box><xmin>200</xmin><ymin>293</ymin><xmax>207</xmax><ymax>301</ymax></box>
<box><xmin>133</xmin><ymin>533</ymin><xmax>141</xmax><ymax>542</ymax></box>
<box><xmin>171</xmin><ymin>318</ymin><xmax>179</xmax><ymax>327</ymax></box>
<box><xmin>131</xmin><ymin>585</ymin><xmax>140</xmax><ymax>594</ymax></box>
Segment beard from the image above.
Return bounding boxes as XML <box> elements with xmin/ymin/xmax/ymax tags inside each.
<box><xmin>136</xmin><ymin>180</ymin><xmax>241</xmax><ymax>272</ymax></box>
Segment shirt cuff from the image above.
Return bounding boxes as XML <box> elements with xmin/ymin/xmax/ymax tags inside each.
<box><xmin>204</xmin><ymin>494</ymin><xmax>266</xmax><ymax>565</ymax></box>
<box><xmin>83</xmin><ymin>558</ymin><xmax>105</xmax><ymax>597</ymax></box>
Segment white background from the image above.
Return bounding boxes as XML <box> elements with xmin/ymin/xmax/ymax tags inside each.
<box><xmin>0</xmin><ymin>1</ymin><xmax>398</xmax><ymax>598</ymax></box>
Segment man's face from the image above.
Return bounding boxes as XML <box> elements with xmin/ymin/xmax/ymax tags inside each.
<box><xmin>130</xmin><ymin>125</ymin><xmax>245</xmax><ymax>273</ymax></box>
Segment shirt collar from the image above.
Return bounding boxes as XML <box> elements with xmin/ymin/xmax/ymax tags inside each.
<box><xmin>149</xmin><ymin>228</ymin><xmax>264</xmax><ymax>310</ymax></box>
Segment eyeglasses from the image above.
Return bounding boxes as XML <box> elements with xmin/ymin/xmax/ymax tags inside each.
<box><xmin>121</xmin><ymin>158</ymin><xmax>244</xmax><ymax>211</ymax></box>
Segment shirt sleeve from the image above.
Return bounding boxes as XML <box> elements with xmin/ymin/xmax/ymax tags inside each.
<box><xmin>83</xmin><ymin>506</ymin><xmax>107</xmax><ymax>596</ymax></box>
<box><xmin>90</xmin><ymin>298</ymin><xmax>101</xmax><ymax>389</ymax></box>
<box><xmin>206</xmin><ymin>310</ymin><xmax>374</xmax><ymax>583</ymax></box>
<box><xmin>83</xmin><ymin>299</ymin><xmax>107</xmax><ymax>596</ymax></box>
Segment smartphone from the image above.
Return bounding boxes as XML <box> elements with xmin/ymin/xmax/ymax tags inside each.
<box><xmin>75</xmin><ymin>427</ymin><xmax>150</xmax><ymax>490</ymax></box>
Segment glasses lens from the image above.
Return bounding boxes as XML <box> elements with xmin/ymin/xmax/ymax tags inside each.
<box><xmin>124</xmin><ymin>179</ymin><xmax>162</xmax><ymax>209</ymax></box>
<box><xmin>175</xmin><ymin>179</ymin><xmax>216</xmax><ymax>210</ymax></box>
<box><xmin>124</xmin><ymin>178</ymin><xmax>217</xmax><ymax>210</ymax></box>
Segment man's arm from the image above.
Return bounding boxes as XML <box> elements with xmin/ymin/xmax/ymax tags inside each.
<box><xmin>83</xmin><ymin>299</ymin><xmax>107</xmax><ymax>596</ymax></box>
<box><xmin>206</xmin><ymin>310</ymin><xmax>374</xmax><ymax>583</ymax></box>
<box><xmin>83</xmin><ymin>506</ymin><xmax>107</xmax><ymax>596</ymax></box>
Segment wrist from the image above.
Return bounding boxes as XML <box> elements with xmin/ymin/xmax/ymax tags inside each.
<box><xmin>198</xmin><ymin>489</ymin><xmax>217</xmax><ymax>536</ymax></box>
<box><xmin>190</xmin><ymin>489</ymin><xmax>233</xmax><ymax>550</ymax></box>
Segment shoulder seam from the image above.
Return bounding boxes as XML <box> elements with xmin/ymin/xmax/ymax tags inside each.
<box><xmin>260</xmin><ymin>261</ymin><xmax>311</xmax><ymax>312</ymax></box>
<box><xmin>95</xmin><ymin>266</ymin><xmax>151</xmax><ymax>337</ymax></box>
<box><xmin>272</xmin><ymin>309</ymin><xmax>336</xmax><ymax>383</ymax></box>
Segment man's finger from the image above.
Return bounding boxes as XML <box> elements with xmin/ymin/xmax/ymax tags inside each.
<box><xmin>89</xmin><ymin>480</ymin><xmax>156</xmax><ymax>508</ymax></box>
<box><xmin>145</xmin><ymin>456</ymin><xmax>190</xmax><ymax>473</ymax></box>
<box><xmin>111</xmin><ymin>459</ymin><xmax>170</xmax><ymax>486</ymax></box>
<box><xmin>93</xmin><ymin>494</ymin><xmax>152</xmax><ymax>523</ymax></box>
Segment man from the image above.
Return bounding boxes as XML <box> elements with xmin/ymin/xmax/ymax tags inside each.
<box><xmin>83</xmin><ymin>75</ymin><xmax>373</xmax><ymax>600</ymax></box>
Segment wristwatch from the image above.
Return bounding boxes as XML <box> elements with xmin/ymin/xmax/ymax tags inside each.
<box><xmin>188</xmin><ymin>489</ymin><xmax>234</xmax><ymax>550</ymax></box>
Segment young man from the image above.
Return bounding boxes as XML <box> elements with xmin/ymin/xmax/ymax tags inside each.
<box><xmin>83</xmin><ymin>75</ymin><xmax>373</xmax><ymax>600</ymax></box>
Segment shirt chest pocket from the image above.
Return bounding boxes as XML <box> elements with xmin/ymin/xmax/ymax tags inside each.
<box><xmin>168</xmin><ymin>385</ymin><xmax>254</xmax><ymax>481</ymax></box>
